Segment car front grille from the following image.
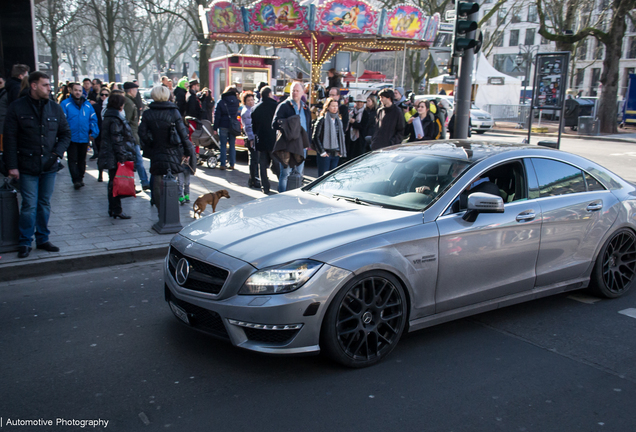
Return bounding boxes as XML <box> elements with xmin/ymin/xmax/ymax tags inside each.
<box><xmin>168</xmin><ymin>246</ymin><xmax>229</xmax><ymax>295</ymax></box>
<box><xmin>243</xmin><ymin>328</ymin><xmax>300</xmax><ymax>345</ymax></box>
<box><xmin>168</xmin><ymin>290</ymin><xmax>229</xmax><ymax>340</ymax></box>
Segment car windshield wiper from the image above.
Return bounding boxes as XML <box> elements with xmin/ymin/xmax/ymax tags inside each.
<box><xmin>331</xmin><ymin>194</ymin><xmax>376</xmax><ymax>206</ymax></box>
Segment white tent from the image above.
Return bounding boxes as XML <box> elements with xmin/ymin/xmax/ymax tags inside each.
<box><xmin>429</xmin><ymin>52</ymin><xmax>522</xmax><ymax>109</ymax></box>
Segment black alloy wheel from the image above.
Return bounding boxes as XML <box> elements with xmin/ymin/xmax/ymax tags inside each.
<box><xmin>590</xmin><ymin>229</ymin><xmax>636</xmax><ymax>298</ymax></box>
<box><xmin>322</xmin><ymin>272</ymin><xmax>407</xmax><ymax>367</ymax></box>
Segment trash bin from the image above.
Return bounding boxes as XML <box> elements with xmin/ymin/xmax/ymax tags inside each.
<box><xmin>578</xmin><ymin>116</ymin><xmax>600</xmax><ymax>136</ymax></box>
<box><xmin>564</xmin><ymin>98</ymin><xmax>595</xmax><ymax>130</ymax></box>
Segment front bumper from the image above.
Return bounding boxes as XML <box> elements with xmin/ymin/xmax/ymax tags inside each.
<box><xmin>471</xmin><ymin>119</ymin><xmax>494</xmax><ymax>131</ymax></box>
<box><xmin>164</xmin><ymin>235</ymin><xmax>352</xmax><ymax>355</ymax></box>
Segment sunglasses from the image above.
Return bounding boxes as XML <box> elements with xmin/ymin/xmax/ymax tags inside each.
<box><xmin>100</xmin><ymin>93</ymin><xmax>109</xmax><ymax>97</ymax></box>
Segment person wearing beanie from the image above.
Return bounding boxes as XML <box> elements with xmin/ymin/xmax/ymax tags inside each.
<box><xmin>174</xmin><ymin>77</ymin><xmax>189</xmax><ymax>116</ymax></box>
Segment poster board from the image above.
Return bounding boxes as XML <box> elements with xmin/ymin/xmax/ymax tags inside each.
<box><xmin>532</xmin><ymin>53</ymin><xmax>569</xmax><ymax>110</ymax></box>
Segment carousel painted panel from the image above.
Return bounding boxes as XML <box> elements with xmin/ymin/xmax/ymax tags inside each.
<box><xmin>382</xmin><ymin>5</ymin><xmax>428</xmax><ymax>40</ymax></box>
<box><xmin>206</xmin><ymin>1</ymin><xmax>246</xmax><ymax>33</ymax></box>
<box><xmin>422</xmin><ymin>12</ymin><xmax>440</xmax><ymax>42</ymax></box>
<box><xmin>248</xmin><ymin>0</ymin><xmax>310</xmax><ymax>32</ymax></box>
<box><xmin>314</xmin><ymin>0</ymin><xmax>380</xmax><ymax>35</ymax></box>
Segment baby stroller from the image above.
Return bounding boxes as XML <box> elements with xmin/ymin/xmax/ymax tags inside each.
<box><xmin>186</xmin><ymin>117</ymin><xmax>221</xmax><ymax>169</ymax></box>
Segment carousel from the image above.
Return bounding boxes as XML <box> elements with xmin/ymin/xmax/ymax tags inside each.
<box><xmin>199</xmin><ymin>0</ymin><xmax>440</xmax><ymax>100</ymax></box>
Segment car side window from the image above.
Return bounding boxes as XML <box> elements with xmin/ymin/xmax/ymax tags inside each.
<box><xmin>448</xmin><ymin>160</ymin><xmax>527</xmax><ymax>214</ymax></box>
<box><xmin>531</xmin><ymin>158</ymin><xmax>587</xmax><ymax>197</ymax></box>
<box><xmin>584</xmin><ymin>172</ymin><xmax>605</xmax><ymax>191</ymax></box>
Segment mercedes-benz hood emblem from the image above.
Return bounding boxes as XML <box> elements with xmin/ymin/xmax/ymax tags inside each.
<box><xmin>175</xmin><ymin>258</ymin><xmax>190</xmax><ymax>286</ymax></box>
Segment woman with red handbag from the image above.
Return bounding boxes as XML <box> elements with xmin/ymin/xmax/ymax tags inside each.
<box><xmin>98</xmin><ymin>93</ymin><xmax>136</xmax><ymax>219</ymax></box>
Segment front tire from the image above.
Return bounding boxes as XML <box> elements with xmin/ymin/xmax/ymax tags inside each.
<box><xmin>321</xmin><ymin>271</ymin><xmax>407</xmax><ymax>367</ymax></box>
<box><xmin>589</xmin><ymin>228</ymin><xmax>636</xmax><ymax>298</ymax></box>
<box><xmin>206</xmin><ymin>156</ymin><xmax>218</xmax><ymax>169</ymax></box>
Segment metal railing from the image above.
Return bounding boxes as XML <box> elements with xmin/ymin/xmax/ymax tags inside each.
<box><xmin>483</xmin><ymin>104</ymin><xmax>531</xmax><ymax>124</ymax></box>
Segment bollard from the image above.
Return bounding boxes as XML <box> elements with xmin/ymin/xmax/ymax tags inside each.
<box><xmin>152</xmin><ymin>170</ymin><xmax>183</xmax><ymax>234</ymax></box>
<box><xmin>0</xmin><ymin>177</ymin><xmax>20</xmax><ymax>252</ymax></box>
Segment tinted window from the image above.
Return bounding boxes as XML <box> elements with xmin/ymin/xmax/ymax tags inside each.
<box><xmin>532</xmin><ymin>159</ymin><xmax>586</xmax><ymax>197</ymax></box>
<box><xmin>585</xmin><ymin>172</ymin><xmax>605</xmax><ymax>191</ymax></box>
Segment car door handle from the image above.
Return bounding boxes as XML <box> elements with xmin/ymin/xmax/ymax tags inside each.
<box><xmin>587</xmin><ymin>203</ymin><xmax>603</xmax><ymax>211</ymax></box>
<box><xmin>516</xmin><ymin>212</ymin><xmax>536</xmax><ymax>222</ymax></box>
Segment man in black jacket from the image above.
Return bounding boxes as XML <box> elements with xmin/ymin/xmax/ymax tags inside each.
<box><xmin>2</xmin><ymin>71</ymin><xmax>71</xmax><ymax>258</ymax></box>
<box><xmin>185</xmin><ymin>79</ymin><xmax>202</xmax><ymax>119</ymax></box>
<box><xmin>371</xmin><ymin>89</ymin><xmax>405</xmax><ymax>150</ymax></box>
<box><xmin>272</xmin><ymin>81</ymin><xmax>312</xmax><ymax>192</ymax></box>
<box><xmin>251</xmin><ymin>86</ymin><xmax>278</xmax><ymax>194</ymax></box>
<box><xmin>5</xmin><ymin>64</ymin><xmax>30</xmax><ymax>104</ymax></box>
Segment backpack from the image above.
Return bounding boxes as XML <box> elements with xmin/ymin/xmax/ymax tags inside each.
<box><xmin>428</xmin><ymin>101</ymin><xmax>443</xmax><ymax>139</ymax></box>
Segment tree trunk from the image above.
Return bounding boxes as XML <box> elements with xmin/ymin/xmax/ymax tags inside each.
<box><xmin>50</xmin><ymin>34</ymin><xmax>59</xmax><ymax>91</ymax></box>
<box><xmin>106</xmin><ymin>1</ymin><xmax>116</xmax><ymax>82</ymax></box>
<box><xmin>199</xmin><ymin>41</ymin><xmax>213</xmax><ymax>88</ymax></box>
<box><xmin>598</xmin><ymin>5</ymin><xmax>627</xmax><ymax>134</ymax></box>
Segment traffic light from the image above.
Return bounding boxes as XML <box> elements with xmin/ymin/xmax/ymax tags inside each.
<box><xmin>452</xmin><ymin>0</ymin><xmax>480</xmax><ymax>57</ymax></box>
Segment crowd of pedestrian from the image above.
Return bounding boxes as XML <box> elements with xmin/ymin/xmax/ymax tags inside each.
<box><xmin>0</xmin><ymin>60</ymin><xmax>458</xmax><ymax>260</ymax></box>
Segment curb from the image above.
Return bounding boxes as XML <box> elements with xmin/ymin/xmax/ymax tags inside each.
<box><xmin>0</xmin><ymin>245</ymin><xmax>169</xmax><ymax>283</ymax></box>
<box><xmin>492</xmin><ymin>128</ymin><xmax>636</xmax><ymax>143</ymax></box>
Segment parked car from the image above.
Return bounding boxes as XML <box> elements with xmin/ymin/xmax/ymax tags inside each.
<box><xmin>414</xmin><ymin>95</ymin><xmax>494</xmax><ymax>134</ymax></box>
<box><xmin>165</xmin><ymin>142</ymin><xmax>636</xmax><ymax>367</ymax></box>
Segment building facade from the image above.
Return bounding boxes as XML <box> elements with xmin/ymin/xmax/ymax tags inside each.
<box><xmin>479</xmin><ymin>0</ymin><xmax>636</xmax><ymax>99</ymax></box>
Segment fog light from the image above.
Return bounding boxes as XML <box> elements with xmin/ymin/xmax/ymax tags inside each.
<box><xmin>228</xmin><ymin>319</ymin><xmax>303</xmax><ymax>331</ymax></box>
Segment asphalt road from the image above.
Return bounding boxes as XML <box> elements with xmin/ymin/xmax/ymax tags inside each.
<box><xmin>1</xmin><ymin>261</ymin><xmax>635</xmax><ymax>431</ymax></box>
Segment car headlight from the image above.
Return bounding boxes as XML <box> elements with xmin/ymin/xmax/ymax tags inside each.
<box><xmin>239</xmin><ymin>260</ymin><xmax>323</xmax><ymax>295</ymax></box>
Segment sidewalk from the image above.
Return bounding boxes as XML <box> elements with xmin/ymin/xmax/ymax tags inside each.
<box><xmin>492</xmin><ymin>121</ymin><xmax>636</xmax><ymax>143</ymax></box>
<box><xmin>0</xmin><ymin>149</ymin><xmax>317</xmax><ymax>282</ymax></box>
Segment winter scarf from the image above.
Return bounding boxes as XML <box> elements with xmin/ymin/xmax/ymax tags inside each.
<box><xmin>323</xmin><ymin>111</ymin><xmax>344</xmax><ymax>153</ymax></box>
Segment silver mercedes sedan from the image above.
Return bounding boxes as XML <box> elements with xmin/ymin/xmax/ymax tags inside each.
<box><xmin>164</xmin><ymin>142</ymin><xmax>636</xmax><ymax>367</ymax></box>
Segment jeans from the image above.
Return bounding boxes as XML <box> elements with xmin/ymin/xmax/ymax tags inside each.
<box><xmin>317</xmin><ymin>154</ymin><xmax>339</xmax><ymax>177</ymax></box>
<box><xmin>218</xmin><ymin>128</ymin><xmax>236</xmax><ymax>168</ymax></box>
<box><xmin>107</xmin><ymin>168</ymin><xmax>122</xmax><ymax>215</ymax></box>
<box><xmin>133</xmin><ymin>144</ymin><xmax>149</xmax><ymax>187</ymax></box>
<box><xmin>18</xmin><ymin>171</ymin><xmax>57</xmax><ymax>246</ymax></box>
<box><xmin>177</xmin><ymin>171</ymin><xmax>190</xmax><ymax>197</ymax></box>
<box><xmin>278</xmin><ymin>149</ymin><xmax>306</xmax><ymax>193</ymax></box>
<box><xmin>259</xmin><ymin>151</ymin><xmax>274</xmax><ymax>192</ymax></box>
<box><xmin>247</xmin><ymin>143</ymin><xmax>260</xmax><ymax>184</ymax></box>
<box><xmin>67</xmin><ymin>141</ymin><xmax>89</xmax><ymax>183</ymax></box>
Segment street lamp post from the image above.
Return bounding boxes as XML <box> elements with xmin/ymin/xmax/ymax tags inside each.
<box><xmin>515</xmin><ymin>44</ymin><xmax>540</xmax><ymax>129</ymax></box>
<box><xmin>515</xmin><ymin>44</ymin><xmax>540</xmax><ymax>104</ymax></box>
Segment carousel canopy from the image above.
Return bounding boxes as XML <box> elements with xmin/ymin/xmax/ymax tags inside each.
<box><xmin>200</xmin><ymin>0</ymin><xmax>440</xmax><ymax>71</ymax></box>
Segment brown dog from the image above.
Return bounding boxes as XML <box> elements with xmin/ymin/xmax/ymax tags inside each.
<box><xmin>193</xmin><ymin>189</ymin><xmax>230</xmax><ymax>218</ymax></box>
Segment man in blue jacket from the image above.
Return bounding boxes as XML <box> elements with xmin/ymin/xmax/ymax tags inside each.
<box><xmin>61</xmin><ymin>82</ymin><xmax>99</xmax><ymax>189</ymax></box>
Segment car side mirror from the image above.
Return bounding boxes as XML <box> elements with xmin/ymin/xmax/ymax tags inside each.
<box><xmin>462</xmin><ymin>192</ymin><xmax>505</xmax><ymax>222</ymax></box>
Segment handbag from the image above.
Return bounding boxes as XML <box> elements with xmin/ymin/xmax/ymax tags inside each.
<box><xmin>112</xmin><ymin>161</ymin><xmax>136</xmax><ymax>198</ymax></box>
<box><xmin>222</xmin><ymin>100</ymin><xmax>242</xmax><ymax>137</ymax></box>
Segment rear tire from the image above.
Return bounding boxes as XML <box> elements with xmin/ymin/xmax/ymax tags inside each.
<box><xmin>321</xmin><ymin>271</ymin><xmax>407</xmax><ymax>368</ymax></box>
<box><xmin>589</xmin><ymin>228</ymin><xmax>636</xmax><ymax>298</ymax></box>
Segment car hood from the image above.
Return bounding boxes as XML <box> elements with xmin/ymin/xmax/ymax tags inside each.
<box><xmin>179</xmin><ymin>190</ymin><xmax>423</xmax><ymax>268</ymax></box>
<box><xmin>471</xmin><ymin>108</ymin><xmax>491</xmax><ymax>117</ymax></box>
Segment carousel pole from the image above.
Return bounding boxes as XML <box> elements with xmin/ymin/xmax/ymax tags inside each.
<box><xmin>393</xmin><ymin>52</ymin><xmax>398</xmax><ymax>88</ymax></box>
<box><xmin>401</xmin><ymin>42</ymin><xmax>407</xmax><ymax>88</ymax></box>
<box><xmin>310</xmin><ymin>37</ymin><xmax>314</xmax><ymax>104</ymax></box>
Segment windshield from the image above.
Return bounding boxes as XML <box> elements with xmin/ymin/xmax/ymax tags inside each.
<box><xmin>308</xmin><ymin>153</ymin><xmax>471</xmax><ymax>211</ymax></box>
